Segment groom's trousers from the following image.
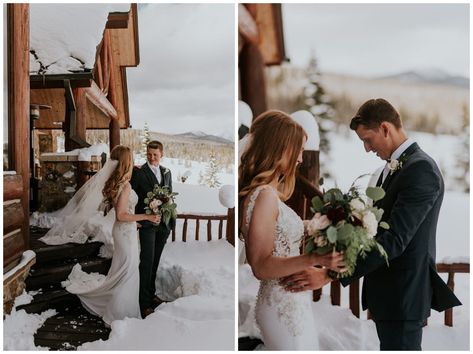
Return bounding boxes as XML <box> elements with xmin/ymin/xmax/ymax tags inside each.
<box><xmin>375</xmin><ymin>319</ymin><xmax>424</xmax><ymax>350</ymax></box>
<box><xmin>138</xmin><ymin>225</ymin><xmax>170</xmax><ymax>311</ymax></box>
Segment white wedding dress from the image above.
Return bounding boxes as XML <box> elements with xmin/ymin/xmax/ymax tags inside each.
<box><xmin>62</xmin><ymin>186</ymin><xmax>141</xmax><ymax>325</ymax></box>
<box><xmin>244</xmin><ymin>185</ymin><xmax>319</xmax><ymax>350</ymax></box>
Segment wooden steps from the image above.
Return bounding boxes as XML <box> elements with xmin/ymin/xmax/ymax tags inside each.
<box><xmin>26</xmin><ymin>257</ymin><xmax>111</xmax><ymax>291</ymax></box>
<box><xmin>22</xmin><ymin>227</ymin><xmax>112</xmax><ymax>350</ymax></box>
<box><xmin>34</xmin><ymin>307</ymin><xmax>111</xmax><ymax>350</ymax></box>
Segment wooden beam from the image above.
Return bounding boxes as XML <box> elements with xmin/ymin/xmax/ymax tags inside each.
<box><xmin>7</xmin><ymin>4</ymin><xmax>30</xmax><ymax>257</ymax></box>
<box><xmin>84</xmin><ymin>81</ymin><xmax>118</xmax><ymax>119</ymax></box>
<box><xmin>239</xmin><ymin>42</ymin><xmax>267</xmax><ymax>118</ymax></box>
<box><xmin>109</xmin><ymin>118</ymin><xmax>120</xmax><ymax>149</ymax></box>
<box><xmin>238</xmin><ymin>4</ymin><xmax>259</xmax><ymax>46</ymax></box>
<box><xmin>106</xmin><ymin>12</ymin><xmax>129</xmax><ymax>29</ymax></box>
<box><xmin>64</xmin><ymin>79</ymin><xmax>90</xmax><ymax>150</ymax></box>
<box><xmin>4</xmin><ymin>174</ymin><xmax>23</xmax><ymax>200</ymax></box>
<box><xmin>30</xmin><ymin>73</ymin><xmax>93</xmax><ymax>89</ymax></box>
<box><xmin>4</xmin><ymin>201</ymin><xmax>24</xmax><ymax>235</ymax></box>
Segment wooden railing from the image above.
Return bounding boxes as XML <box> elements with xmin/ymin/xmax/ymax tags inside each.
<box><xmin>171</xmin><ymin>208</ymin><xmax>235</xmax><ymax>246</ymax></box>
<box><xmin>320</xmin><ymin>262</ymin><xmax>469</xmax><ymax>326</ymax></box>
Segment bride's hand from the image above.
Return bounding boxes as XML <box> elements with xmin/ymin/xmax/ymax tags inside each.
<box><xmin>313</xmin><ymin>250</ymin><xmax>347</xmax><ymax>272</ymax></box>
<box><xmin>147</xmin><ymin>214</ymin><xmax>161</xmax><ymax>223</ymax></box>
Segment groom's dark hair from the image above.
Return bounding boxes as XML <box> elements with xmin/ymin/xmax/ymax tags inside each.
<box><xmin>350</xmin><ymin>98</ymin><xmax>402</xmax><ymax>130</ymax></box>
<box><xmin>147</xmin><ymin>140</ymin><xmax>163</xmax><ymax>152</ymax></box>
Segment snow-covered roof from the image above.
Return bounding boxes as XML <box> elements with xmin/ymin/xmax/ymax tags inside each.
<box><xmin>29</xmin><ymin>4</ymin><xmax>130</xmax><ymax>75</ymax></box>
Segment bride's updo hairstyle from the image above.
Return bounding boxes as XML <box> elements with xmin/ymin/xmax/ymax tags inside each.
<box><xmin>239</xmin><ymin>110</ymin><xmax>307</xmax><ymax>211</ymax></box>
<box><xmin>102</xmin><ymin>145</ymin><xmax>133</xmax><ymax>211</ymax></box>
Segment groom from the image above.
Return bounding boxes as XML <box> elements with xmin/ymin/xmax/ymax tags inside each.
<box><xmin>283</xmin><ymin>98</ymin><xmax>461</xmax><ymax>350</ymax></box>
<box><xmin>131</xmin><ymin>140</ymin><xmax>175</xmax><ymax>318</ymax></box>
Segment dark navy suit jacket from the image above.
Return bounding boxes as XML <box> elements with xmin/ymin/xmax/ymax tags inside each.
<box><xmin>341</xmin><ymin>143</ymin><xmax>461</xmax><ymax>320</ymax></box>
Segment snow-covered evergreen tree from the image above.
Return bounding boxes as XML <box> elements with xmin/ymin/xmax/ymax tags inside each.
<box><xmin>304</xmin><ymin>52</ymin><xmax>336</xmax><ymax>180</ymax></box>
<box><xmin>202</xmin><ymin>152</ymin><xmax>222</xmax><ymax>188</ymax></box>
<box><xmin>455</xmin><ymin>104</ymin><xmax>469</xmax><ymax>192</ymax></box>
<box><xmin>140</xmin><ymin>122</ymin><xmax>150</xmax><ymax>158</ymax></box>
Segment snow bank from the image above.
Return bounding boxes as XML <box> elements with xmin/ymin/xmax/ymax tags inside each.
<box><xmin>30</xmin><ymin>4</ymin><xmax>130</xmax><ymax>74</ymax></box>
<box><xmin>3</xmin><ymin>291</ymin><xmax>57</xmax><ymax>350</ymax></box>
<box><xmin>80</xmin><ymin>239</ymin><xmax>235</xmax><ymax>350</ymax></box>
<box><xmin>41</xmin><ymin>143</ymin><xmax>109</xmax><ymax>161</ymax></box>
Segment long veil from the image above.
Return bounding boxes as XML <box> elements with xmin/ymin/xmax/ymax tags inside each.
<box><xmin>39</xmin><ymin>159</ymin><xmax>118</xmax><ymax>249</ymax></box>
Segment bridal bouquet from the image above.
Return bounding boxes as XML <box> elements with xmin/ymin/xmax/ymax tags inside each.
<box><xmin>144</xmin><ymin>185</ymin><xmax>178</xmax><ymax>226</ymax></box>
<box><xmin>304</xmin><ymin>176</ymin><xmax>389</xmax><ymax>278</ymax></box>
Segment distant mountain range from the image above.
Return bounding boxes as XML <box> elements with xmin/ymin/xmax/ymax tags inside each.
<box><xmin>173</xmin><ymin>131</ymin><xmax>233</xmax><ymax>145</ymax></box>
<box><xmin>381</xmin><ymin>69</ymin><xmax>469</xmax><ymax>88</ymax></box>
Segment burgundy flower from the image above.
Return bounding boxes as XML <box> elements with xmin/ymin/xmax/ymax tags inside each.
<box><xmin>351</xmin><ymin>215</ymin><xmax>363</xmax><ymax>227</ymax></box>
<box><xmin>326</xmin><ymin>205</ymin><xmax>346</xmax><ymax>224</ymax></box>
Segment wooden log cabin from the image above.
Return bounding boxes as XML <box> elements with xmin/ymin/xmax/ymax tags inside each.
<box><xmin>4</xmin><ymin>3</ymin><xmax>140</xmax><ymax>314</ymax></box>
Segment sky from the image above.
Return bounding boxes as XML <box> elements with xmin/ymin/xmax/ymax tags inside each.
<box><xmin>282</xmin><ymin>3</ymin><xmax>469</xmax><ymax>78</ymax></box>
<box><xmin>127</xmin><ymin>4</ymin><xmax>235</xmax><ymax>139</ymax></box>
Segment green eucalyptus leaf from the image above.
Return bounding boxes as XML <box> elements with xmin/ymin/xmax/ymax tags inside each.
<box><xmin>327</xmin><ymin>226</ymin><xmax>338</xmax><ymax>243</ymax></box>
<box><xmin>379</xmin><ymin>221</ymin><xmax>390</xmax><ymax>230</ymax></box>
<box><xmin>304</xmin><ymin>238</ymin><xmax>315</xmax><ymax>254</ymax></box>
<box><xmin>366</xmin><ymin>186</ymin><xmax>385</xmax><ymax>202</ymax></box>
<box><xmin>311</xmin><ymin>196</ymin><xmax>324</xmax><ymax>213</ymax></box>
<box><xmin>338</xmin><ymin>223</ymin><xmax>354</xmax><ymax>241</ymax></box>
<box><xmin>147</xmin><ymin>191</ymin><xmax>154</xmax><ymax>198</ymax></box>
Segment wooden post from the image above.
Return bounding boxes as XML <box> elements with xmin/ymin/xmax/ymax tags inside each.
<box><xmin>109</xmin><ymin>118</ymin><xmax>120</xmax><ymax>149</ymax></box>
<box><xmin>239</xmin><ymin>42</ymin><xmax>267</xmax><ymax>118</ymax></box>
<box><xmin>349</xmin><ymin>279</ymin><xmax>360</xmax><ymax>318</ymax></box>
<box><xmin>226</xmin><ymin>207</ymin><xmax>235</xmax><ymax>246</ymax></box>
<box><xmin>7</xmin><ymin>4</ymin><xmax>30</xmax><ymax>255</ymax></box>
<box><xmin>445</xmin><ymin>272</ymin><xmax>455</xmax><ymax>326</ymax></box>
<box><xmin>330</xmin><ymin>280</ymin><xmax>341</xmax><ymax>306</ymax></box>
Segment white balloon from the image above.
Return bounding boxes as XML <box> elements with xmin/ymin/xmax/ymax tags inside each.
<box><xmin>238</xmin><ymin>101</ymin><xmax>253</xmax><ymax>128</ymax></box>
<box><xmin>219</xmin><ymin>184</ymin><xmax>235</xmax><ymax>209</ymax></box>
<box><xmin>291</xmin><ymin>110</ymin><xmax>320</xmax><ymax>151</ymax></box>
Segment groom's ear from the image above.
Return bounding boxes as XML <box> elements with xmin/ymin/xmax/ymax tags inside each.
<box><xmin>380</xmin><ymin>122</ymin><xmax>390</xmax><ymax>137</ymax></box>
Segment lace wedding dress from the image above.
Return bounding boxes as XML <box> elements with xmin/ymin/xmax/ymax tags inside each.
<box><xmin>244</xmin><ymin>185</ymin><xmax>319</xmax><ymax>350</ymax></box>
<box><xmin>62</xmin><ymin>186</ymin><xmax>141</xmax><ymax>325</ymax></box>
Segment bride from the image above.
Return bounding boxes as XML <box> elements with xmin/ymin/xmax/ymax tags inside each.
<box><xmin>50</xmin><ymin>145</ymin><xmax>160</xmax><ymax>325</ymax></box>
<box><xmin>239</xmin><ymin>110</ymin><xmax>346</xmax><ymax>350</ymax></box>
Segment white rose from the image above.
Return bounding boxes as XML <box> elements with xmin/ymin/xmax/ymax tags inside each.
<box><xmin>350</xmin><ymin>198</ymin><xmax>365</xmax><ymax>212</ymax></box>
<box><xmin>149</xmin><ymin>199</ymin><xmax>161</xmax><ymax>211</ymax></box>
<box><xmin>362</xmin><ymin>210</ymin><xmax>378</xmax><ymax>238</ymax></box>
<box><xmin>388</xmin><ymin>159</ymin><xmax>400</xmax><ymax>172</ymax></box>
<box><xmin>307</xmin><ymin>213</ymin><xmax>331</xmax><ymax>235</ymax></box>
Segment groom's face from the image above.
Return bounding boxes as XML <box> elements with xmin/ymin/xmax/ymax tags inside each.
<box><xmin>147</xmin><ymin>147</ymin><xmax>163</xmax><ymax>166</ymax></box>
<box><xmin>355</xmin><ymin>125</ymin><xmax>391</xmax><ymax>161</ymax></box>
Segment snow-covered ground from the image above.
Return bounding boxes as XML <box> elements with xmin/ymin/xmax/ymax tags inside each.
<box><xmin>239</xmin><ymin>128</ymin><xmax>469</xmax><ymax>350</ymax></box>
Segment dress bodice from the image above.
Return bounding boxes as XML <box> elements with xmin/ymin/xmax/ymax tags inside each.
<box><xmin>244</xmin><ymin>185</ymin><xmax>304</xmax><ymax>257</ymax></box>
<box><xmin>128</xmin><ymin>188</ymin><xmax>138</xmax><ymax>214</ymax></box>
<box><xmin>244</xmin><ymin>185</ymin><xmax>310</xmax><ymax>338</ymax></box>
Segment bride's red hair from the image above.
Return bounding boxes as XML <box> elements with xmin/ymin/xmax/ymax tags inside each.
<box><xmin>238</xmin><ymin>110</ymin><xmax>307</xmax><ymax>227</ymax></box>
<box><xmin>102</xmin><ymin>145</ymin><xmax>133</xmax><ymax>211</ymax></box>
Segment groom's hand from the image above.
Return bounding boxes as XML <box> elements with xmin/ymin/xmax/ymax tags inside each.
<box><xmin>280</xmin><ymin>267</ymin><xmax>331</xmax><ymax>293</ymax></box>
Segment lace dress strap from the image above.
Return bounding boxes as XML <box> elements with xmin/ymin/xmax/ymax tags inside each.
<box><xmin>245</xmin><ymin>185</ymin><xmax>275</xmax><ymax>230</ymax></box>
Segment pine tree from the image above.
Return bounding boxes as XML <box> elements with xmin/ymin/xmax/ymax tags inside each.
<box><xmin>455</xmin><ymin>104</ymin><xmax>469</xmax><ymax>192</ymax></box>
<box><xmin>140</xmin><ymin>122</ymin><xmax>150</xmax><ymax>158</ymax></box>
<box><xmin>304</xmin><ymin>52</ymin><xmax>336</xmax><ymax>180</ymax></box>
<box><xmin>202</xmin><ymin>152</ymin><xmax>222</xmax><ymax>188</ymax></box>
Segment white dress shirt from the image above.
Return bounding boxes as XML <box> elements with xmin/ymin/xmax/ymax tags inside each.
<box><xmin>147</xmin><ymin>162</ymin><xmax>161</xmax><ymax>184</ymax></box>
<box><xmin>381</xmin><ymin>138</ymin><xmax>416</xmax><ymax>183</ymax></box>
